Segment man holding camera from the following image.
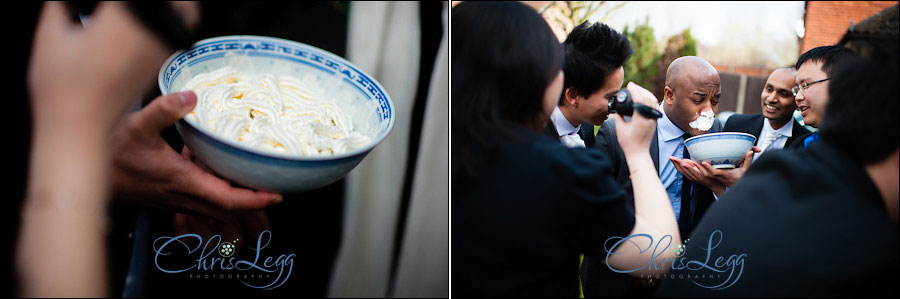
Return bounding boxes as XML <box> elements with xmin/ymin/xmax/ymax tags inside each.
<box><xmin>543</xmin><ymin>22</ymin><xmax>632</xmax><ymax>148</ymax></box>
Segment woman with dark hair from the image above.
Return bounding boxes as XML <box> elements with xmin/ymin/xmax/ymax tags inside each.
<box><xmin>452</xmin><ymin>2</ymin><xmax>682</xmax><ymax>296</ymax></box>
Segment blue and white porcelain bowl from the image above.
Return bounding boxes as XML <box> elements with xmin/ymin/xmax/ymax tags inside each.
<box><xmin>684</xmin><ymin>132</ymin><xmax>756</xmax><ymax>169</ymax></box>
<box><xmin>158</xmin><ymin>35</ymin><xmax>394</xmax><ymax>192</ymax></box>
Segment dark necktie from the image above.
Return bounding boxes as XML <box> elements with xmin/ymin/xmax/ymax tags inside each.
<box><xmin>678</xmin><ymin>133</ymin><xmax>693</xmax><ymax>241</ymax></box>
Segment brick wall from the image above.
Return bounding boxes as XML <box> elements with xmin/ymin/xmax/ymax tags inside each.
<box><xmin>801</xmin><ymin>1</ymin><xmax>897</xmax><ymax>53</ymax></box>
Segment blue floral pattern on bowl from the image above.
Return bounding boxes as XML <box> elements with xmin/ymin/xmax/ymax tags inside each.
<box><xmin>684</xmin><ymin>132</ymin><xmax>756</xmax><ymax>169</ymax></box>
<box><xmin>157</xmin><ymin>36</ymin><xmax>395</xmax><ymax>192</ymax></box>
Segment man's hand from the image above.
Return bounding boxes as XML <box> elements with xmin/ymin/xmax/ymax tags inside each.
<box><xmin>669</xmin><ymin>146</ymin><xmax>760</xmax><ymax>197</ymax></box>
<box><xmin>615</xmin><ymin>82</ymin><xmax>660</xmax><ymax>155</ymax></box>
<box><xmin>111</xmin><ymin>91</ymin><xmax>283</xmax><ymax>222</ymax></box>
<box><xmin>669</xmin><ymin>156</ymin><xmax>727</xmax><ymax>196</ymax></box>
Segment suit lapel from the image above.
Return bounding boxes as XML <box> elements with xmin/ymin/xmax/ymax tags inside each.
<box><xmin>579</xmin><ymin>122</ymin><xmax>594</xmax><ymax>148</ymax></box>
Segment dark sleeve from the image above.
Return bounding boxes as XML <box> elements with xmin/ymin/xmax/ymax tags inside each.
<box><xmin>593</xmin><ymin>120</ymin><xmax>619</xmax><ymax>173</ymax></box>
<box><xmin>564</xmin><ymin>148</ymin><xmax>636</xmax><ymax>258</ymax></box>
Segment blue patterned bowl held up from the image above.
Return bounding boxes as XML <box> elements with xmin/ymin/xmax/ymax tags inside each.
<box><xmin>158</xmin><ymin>35</ymin><xmax>395</xmax><ymax>192</ymax></box>
<box><xmin>683</xmin><ymin>132</ymin><xmax>756</xmax><ymax>169</ymax></box>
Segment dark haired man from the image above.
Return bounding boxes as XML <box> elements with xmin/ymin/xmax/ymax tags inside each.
<box><xmin>667</xmin><ymin>46</ymin><xmax>856</xmax><ymax>199</ymax></box>
<box><xmin>544</xmin><ymin>21</ymin><xmax>633</xmax><ymax>148</ymax></box>
<box><xmin>791</xmin><ymin>45</ymin><xmax>856</xmax><ymax>148</ymax></box>
<box><xmin>675</xmin><ymin>46</ymin><xmax>855</xmax><ymax>196</ymax></box>
<box><xmin>670</xmin><ymin>68</ymin><xmax>809</xmax><ymax>192</ymax></box>
<box><xmin>656</xmin><ymin>51</ymin><xmax>898</xmax><ymax>298</ymax></box>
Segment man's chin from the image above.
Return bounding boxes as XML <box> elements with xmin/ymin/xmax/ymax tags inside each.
<box><xmin>690</xmin><ymin>128</ymin><xmax>710</xmax><ymax>137</ymax></box>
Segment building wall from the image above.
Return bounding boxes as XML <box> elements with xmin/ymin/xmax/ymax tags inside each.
<box><xmin>718</xmin><ymin>73</ymin><xmax>768</xmax><ymax>115</ymax></box>
<box><xmin>801</xmin><ymin>1</ymin><xmax>897</xmax><ymax>53</ymax></box>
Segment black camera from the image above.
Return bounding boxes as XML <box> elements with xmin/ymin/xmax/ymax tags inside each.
<box><xmin>608</xmin><ymin>88</ymin><xmax>663</xmax><ymax>119</ymax></box>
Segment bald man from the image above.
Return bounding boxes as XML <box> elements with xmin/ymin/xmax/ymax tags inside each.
<box><xmin>667</xmin><ymin>68</ymin><xmax>815</xmax><ymax>202</ymax></box>
<box><xmin>580</xmin><ymin>56</ymin><xmax>724</xmax><ymax>298</ymax></box>
<box><xmin>667</xmin><ymin>68</ymin><xmax>811</xmax><ymax>208</ymax></box>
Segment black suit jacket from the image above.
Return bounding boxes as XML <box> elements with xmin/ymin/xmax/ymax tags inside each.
<box><xmin>580</xmin><ymin>117</ymin><xmax>722</xmax><ymax>298</ymax></box>
<box><xmin>454</xmin><ymin>128</ymin><xmax>635</xmax><ymax>297</ymax></box>
<box><xmin>723</xmin><ymin>114</ymin><xmax>812</xmax><ymax>149</ymax></box>
<box><xmin>655</xmin><ymin>140</ymin><xmax>898</xmax><ymax>297</ymax></box>
<box><xmin>543</xmin><ymin>119</ymin><xmax>597</xmax><ymax>148</ymax></box>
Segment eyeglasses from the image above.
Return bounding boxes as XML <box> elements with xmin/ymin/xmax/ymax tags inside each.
<box><xmin>791</xmin><ymin>78</ymin><xmax>829</xmax><ymax>97</ymax></box>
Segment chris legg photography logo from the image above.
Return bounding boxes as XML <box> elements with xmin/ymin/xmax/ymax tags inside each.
<box><xmin>604</xmin><ymin>230</ymin><xmax>747</xmax><ymax>290</ymax></box>
<box><xmin>152</xmin><ymin>230</ymin><xmax>295</xmax><ymax>290</ymax></box>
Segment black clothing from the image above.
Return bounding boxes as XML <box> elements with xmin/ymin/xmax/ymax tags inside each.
<box><xmin>581</xmin><ymin>118</ymin><xmax>723</xmax><ymax>298</ymax></box>
<box><xmin>655</xmin><ymin>140</ymin><xmax>898</xmax><ymax>297</ymax></box>
<box><xmin>723</xmin><ymin>114</ymin><xmax>811</xmax><ymax>150</ymax></box>
<box><xmin>543</xmin><ymin>120</ymin><xmax>598</xmax><ymax>148</ymax></box>
<box><xmin>453</xmin><ymin>128</ymin><xmax>635</xmax><ymax>297</ymax></box>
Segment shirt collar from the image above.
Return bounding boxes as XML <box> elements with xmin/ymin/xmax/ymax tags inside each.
<box><xmin>551</xmin><ymin>106</ymin><xmax>580</xmax><ymax>136</ymax></box>
<box><xmin>657</xmin><ymin>102</ymin><xmax>686</xmax><ymax>142</ymax></box>
<box><xmin>762</xmin><ymin>117</ymin><xmax>794</xmax><ymax>137</ymax></box>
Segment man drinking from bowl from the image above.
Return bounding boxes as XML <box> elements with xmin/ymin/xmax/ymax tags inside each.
<box><xmin>582</xmin><ymin>56</ymin><xmax>724</xmax><ymax>297</ymax></box>
<box><xmin>668</xmin><ymin>46</ymin><xmax>857</xmax><ymax>199</ymax></box>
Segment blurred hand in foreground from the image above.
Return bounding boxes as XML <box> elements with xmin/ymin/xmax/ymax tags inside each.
<box><xmin>19</xmin><ymin>2</ymin><xmax>202</xmax><ymax>297</ymax></box>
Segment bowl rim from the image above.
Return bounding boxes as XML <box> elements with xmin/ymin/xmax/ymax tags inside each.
<box><xmin>684</xmin><ymin>132</ymin><xmax>757</xmax><ymax>147</ymax></box>
<box><xmin>157</xmin><ymin>35</ymin><xmax>395</xmax><ymax>162</ymax></box>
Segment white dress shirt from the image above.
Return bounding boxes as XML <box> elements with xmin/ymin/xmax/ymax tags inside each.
<box><xmin>752</xmin><ymin>118</ymin><xmax>794</xmax><ymax>162</ymax></box>
<box><xmin>551</xmin><ymin>106</ymin><xmax>585</xmax><ymax>148</ymax></box>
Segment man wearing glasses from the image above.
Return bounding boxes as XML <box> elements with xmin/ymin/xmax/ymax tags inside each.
<box><xmin>662</xmin><ymin>47</ymin><xmax>857</xmax><ymax>211</ymax></box>
<box><xmin>791</xmin><ymin>45</ymin><xmax>856</xmax><ymax>148</ymax></box>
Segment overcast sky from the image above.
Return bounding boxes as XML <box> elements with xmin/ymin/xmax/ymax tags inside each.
<box><xmin>592</xmin><ymin>1</ymin><xmax>806</xmax><ymax>47</ymax></box>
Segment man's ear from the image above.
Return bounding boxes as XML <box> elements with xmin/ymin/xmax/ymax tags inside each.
<box><xmin>663</xmin><ymin>86</ymin><xmax>675</xmax><ymax>105</ymax></box>
<box><xmin>565</xmin><ymin>87</ymin><xmax>581</xmax><ymax>108</ymax></box>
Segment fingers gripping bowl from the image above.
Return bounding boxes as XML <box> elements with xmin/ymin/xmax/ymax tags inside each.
<box><xmin>684</xmin><ymin>132</ymin><xmax>756</xmax><ymax>169</ymax></box>
<box><xmin>158</xmin><ymin>36</ymin><xmax>394</xmax><ymax>192</ymax></box>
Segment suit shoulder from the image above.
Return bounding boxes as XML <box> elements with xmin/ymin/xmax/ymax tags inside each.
<box><xmin>793</xmin><ymin>119</ymin><xmax>812</xmax><ymax>135</ymax></box>
<box><xmin>723</xmin><ymin>114</ymin><xmax>762</xmax><ymax>131</ymax></box>
<box><xmin>596</xmin><ymin>118</ymin><xmax>617</xmax><ymax>135</ymax></box>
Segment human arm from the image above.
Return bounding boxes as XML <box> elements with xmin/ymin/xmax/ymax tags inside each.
<box><xmin>17</xmin><ymin>2</ymin><xmax>199</xmax><ymax>296</ymax></box>
<box><xmin>605</xmin><ymin>82</ymin><xmax>682</xmax><ymax>277</ymax></box>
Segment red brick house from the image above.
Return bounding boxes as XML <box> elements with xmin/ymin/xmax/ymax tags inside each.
<box><xmin>800</xmin><ymin>1</ymin><xmax>897</xmax><ymax>54</ymax></box>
